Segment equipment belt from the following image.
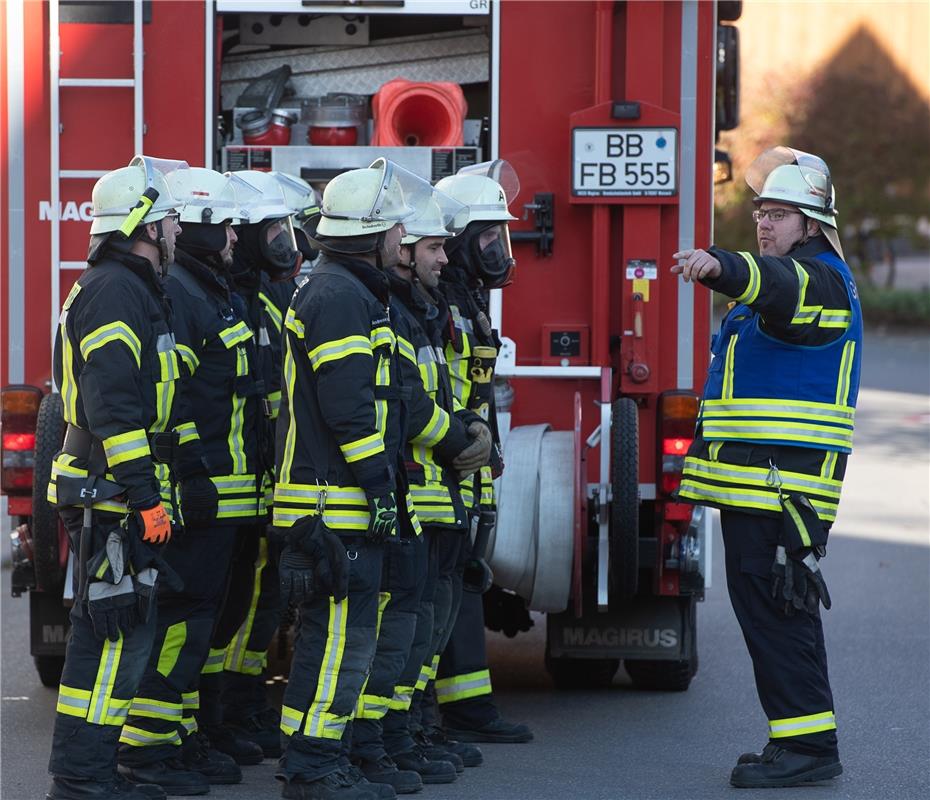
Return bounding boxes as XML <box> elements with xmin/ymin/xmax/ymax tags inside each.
<box><xmin>63</xmin><ymin>424</ymin><xmax>179</xmax><ymax>469</ymax></box>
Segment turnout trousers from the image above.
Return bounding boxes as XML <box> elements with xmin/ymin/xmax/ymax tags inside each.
<box><xmin>222</xmin><ymin>528</ymin><xmax>281</xmax><ymax>719</ymax></box>
<box><xmin>721</xmin><ymin>509</ymin><xmax>838</xmax><ymax>757</ymax></box>
<box><xmin>435</xmin><ymin>534</ymin><xmax>496</xmax><ymax>729</ymax></box>
<box><xmin>353</xmin><ymin>533</ymin><xmax>429</xmax><ymax>762</ymax></box>
<box><xmin>117</xmin><ymin>522</ymin><xmax>248</xmax><ymax>764</ymax></box>
<box><xmin>49</xmin><ymin>508</ymin><xmax>158</xmax><ymax>782</ymax></box>
<box><xmin>278</xmin><ymin>539</ymin><xmax>383</xmax><ymax>783</ymax></box>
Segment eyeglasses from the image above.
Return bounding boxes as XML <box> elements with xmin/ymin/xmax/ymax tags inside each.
<box><xmin>752</xmin><ymin>208</ymin><xmax>802</xmax><ymax>223</ymax></box>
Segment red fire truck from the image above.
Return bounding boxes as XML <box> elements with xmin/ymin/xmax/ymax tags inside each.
<box><xmin>1</xmin><ymin>0</ymin><xmax>739</xmax><ymax>689</ymax></box>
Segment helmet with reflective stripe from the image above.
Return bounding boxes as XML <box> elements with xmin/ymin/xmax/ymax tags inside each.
<box><xmin>90</xmin><ymin>155</ymin><xmax>190</xmax><ymax>235</ymax></box>
<box><xmin>167</xmin><ymin>167</ymin><xmax>248</xmax><ymax>225</ymax></box>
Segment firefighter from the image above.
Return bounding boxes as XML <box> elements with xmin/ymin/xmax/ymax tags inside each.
<box><xmin>272</xmin><ymin>159</ymin><xmax>433</xmax><ymax>800</ymax></box>
<box><xmin>116</xmin><ymin>168</ymin><xmax>269</xmax><ymax>794</ymax></box>
<box><xmin>424</xmin><ymin>163</ymin><xmax>534</xmax><ymax>745</ymax></box>
<box><xmin>672</xmin><ymin>147</ymin><xmax>859</xmax><ymax>789</ymax></box>
<box><xmin>217</xmin><ymin>171</ymin><xmax>304</xmax><ymax>760</ymax></box>
<box><xmin>354</xmin><ymin>196</ymin><xmax>491</xmax><ymax>792</ymax></box>
<box><xmin>45</xmin><ymin>156</ymin><xmax>191</xmax><ymax>800</ymax></box>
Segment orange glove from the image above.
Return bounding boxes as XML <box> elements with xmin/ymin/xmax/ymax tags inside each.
<box><xmin>136</xmin><ymin>503</ymin><xmax>171</xmax><ymax>544</ymax></box>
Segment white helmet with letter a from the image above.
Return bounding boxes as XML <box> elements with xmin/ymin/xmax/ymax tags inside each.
<box><xmin>746</xmin><ymin>146</ymin><xmax>844</xmax><ymax>258</ymax></box>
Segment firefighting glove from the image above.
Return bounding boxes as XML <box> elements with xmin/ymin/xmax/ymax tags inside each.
<box><xmin>771</xmin><ymin>545</ymin><xmax>832</xmax><ymax>616</ymax></box>
<box><xmin>453</xmin><ymin>422</ymin><xmax>493</xmax><ymax>479</ymax></box>
<box><xmin>179</xmin><ymin>473</ymin><xmax>219</xmax><ymax>528</ymax></box>
<box><xmin>367</xmin><ymin>492</ymin><xmax>398</xmax><ymax>543</ymax></box>
<box><xmin>132</xmin><ymin>501</ymin><xmax>172</xmax><ymax>545</ymax></box>
<box><xmin>279</xmin><ymin>545</ymin><xmax>316</xmax><ymax>606</ymax></box>
<box><xmin>288</xmin><ymin>517</ymin><xmax>350</xmax><ymax>601</ymax></box>
<box><xmin>87</xmin><ymin>575</ymin><xmax>139</xmax><ymax>642</ymax></box>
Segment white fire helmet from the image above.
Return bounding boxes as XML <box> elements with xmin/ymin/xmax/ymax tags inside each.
<box><xmin>747</xmin><ymin>146</ymin><xmax>844</xmax><ymax>258</ymax></box>
<box><xmin>90</xmin><ymin>155</ymin><xmax>191</xmax><ymax>236</ymax></box>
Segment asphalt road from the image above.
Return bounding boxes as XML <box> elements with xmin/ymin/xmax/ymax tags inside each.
<box><xmin>2</xmin><ymin>328</ymin><xmax>928</xmax><ymax>800</ymax></box>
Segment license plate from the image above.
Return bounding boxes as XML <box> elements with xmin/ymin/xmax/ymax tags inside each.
<box><xmin>572</xmin><ymin>127</ymin><xmax>678</xmax><ymax>197</ymax></box>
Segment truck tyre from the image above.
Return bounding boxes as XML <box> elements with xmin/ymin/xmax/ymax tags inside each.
<box><xmin>34</xmin><ymin>655</ymin><xmax>65</xmax><ymax>688</ymax></box>
<box><xmin>625</xmin><ymin>598</ymin><xmax>698</xmax><ymax>691</ymax></box>
<box><xmin>610</xmin><ymin>397</ymin><xmax>639</xmax><ymax>599</ymax></box>
<box><xmin>544</xmin><ymin>652</ymin><xmax>620</xmax><ymax>690</ymax></box>
<box><xmin>31</xmin><ymin>392</ymin><xmax>66</xmax><ymax>592</ymax></box>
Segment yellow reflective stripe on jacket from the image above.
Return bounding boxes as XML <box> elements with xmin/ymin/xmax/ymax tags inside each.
<box><xmin>218</xmin><ymin>320</ymin><xmax>252</xmax><ymax>349</ymax></box>
<box><xmin>175</xmin><ymin>421</ymin><xmax>199</xmax><ymax>445</ymax></box>
<box><xmin>818</xmin><ymin>308</ymin><xmax>851</xmax><ymax>329</ymax></box>
<box><xmin>769</xmin><ymin>710</ymin><xmax>836</xmax><ymax>738</ymax></box>
<box><xmin>284</xmin><ymin>306</ymin><xmax>305</xmax><ymax>338</ymax></box>
<box><xmin>435</xmin><ymin>669</ymin><xmax>492</xmax><ymax>704</ymax></box>
<box><xmin>102</xmin><ymin>429</ymin><xmax>150</xmax><ymax>467</ymax></box>
<box><xmin>175</xmin><ymin>343</ymin><xmax>199</xmax><ymax>375</ymax></box>
<box><xmin>396</xmin><ymin>335</ymin><xmax>417</xmax><ymax>365</ymax></box>
<box><xmin>305</xmin><ymin>597</ymin><xmax>349</xmax><ymax>739</ymax></box>
<box><xmin>153</xmin><ymin>350</ymin><xmax>180</xmax><ymax>432</ymax></box>
<box><xmin>370</xmin><ymin>325</ymin><xmax>396</xmax><ymax>351</ymax></box>
<box><xmin>410</xmin><ymin>405</ymin><xmax>450</xmax><ymax>448</ymax></box>
<box><xmin>341</xmin><ymin>432</ymin><xmax>384</xmax><ymax>463</ymax></box>
<box><xmin>308</xmin><ymin>335</ymin><xmax>372</xmax><ymax>370</ymax></box>
<box><xmin>273</xmin><ymin>482</ymin><xmax>369</xmax><ymax>531</ymax></box>
<box><xmin>60</xmin><ymin>322</ymin><xmax>80</xmax><ymax>424</ymax></box>
<box><xmin>682</xmin><ymin>457</ymin><xmax>842</xmax><ymax>497</ymax></box>
<box><xmin>721</xmin><ymin>335</ymin><xmax>738</xmax><ymax>400</ymax></box>
<box><xmin>47</xmin><ymin>454</ymin><xmax>127</xmax><ymax>513</ymax></box>
<box><xmin>836</xmin><ymin>341</ymin><xmax>856</xmax><ymax>405</ymax></box>
<box><xmin>228</xmin><ymin>391</ymin><xmax>247</xmax><ymax>474</ymax></box>
<box><xmin>791</xmin><ymin>260</ymin><xmax>823</xmax><ymax>325</ymax></box>
<box><xmin>278</xmin><ymin>338</ymin><xmax>299</xmax><ymax>485</ymax></box>
<box><xmin>267</xmin><ymin>390</ymin><xmax>282</xmax><ymax>420</ymax></box>
<box><xmin>678</xmin><ymin>475</ymin><xmax>839</xmax><ymax>523</ymax></box>
<box><xmin>735</xmin><ymin>252</ymin><xmax>762</xmax><ymax>305</ymax></box>
<box><xmin>79</xmin><ymin>321</ymin><xmax>142</xmax><ymax>367</ymax></box>
<box><xmin>259</xmin><ymin>291</ymin><xmax>284</xmax><ymax>335</ymax></box>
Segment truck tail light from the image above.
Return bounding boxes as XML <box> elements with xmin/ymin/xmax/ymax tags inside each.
<box><xmin>658</xmin><ymin>391</ymin><xmax>699</xmax><ymax>496</ymax></box>
<box><xmin>1</xmin><ymin>385</ymin><xmax>43</xmax><ymax>493</ymax></box>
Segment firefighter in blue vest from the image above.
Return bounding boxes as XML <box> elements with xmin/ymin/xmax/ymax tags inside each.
<box><xmin>673</xmin><ymin>147</ymin><xmax>860</xmax><ymax>789</ymax></box>
<box><xmin>272</xmin><ymin>159</ymin><xmax>436</xmax><ymax>800</ymax></box>
<box><xmin>45</xmin><ymin>156</ymin><xmax>191</xmax><ymax>800</ymax></box>
<box><xmin>354</xmin><ymin>196</ymin><xmax>490</xmax><ymax>793</ymax></box>
<box><xmin>424</xmin><ymin>163</ymin><xmax>533</xmax><ymax>745</ymax></box>
<box><xmin>218</xmin><ymin>171</ymin><xmax>310</xmax><ymax>760</ymax></box>
<box><xmin>116</xmin><ymin>168</ymin><xmax>271</xmax><ymax>794</ymax></box>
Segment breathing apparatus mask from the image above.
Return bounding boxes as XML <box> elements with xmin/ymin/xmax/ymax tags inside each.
<box><xmin>435</xmin><ymin>160</ymin><xmax>520</xmax><ymax>288</ymax></box>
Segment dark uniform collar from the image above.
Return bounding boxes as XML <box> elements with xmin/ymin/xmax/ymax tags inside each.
<box><xmin>789</xmin><ymin>234</ymin><xmax>833</xmax><ymax>260</ymax></box>
<box><xmin>174</xmin><ymin>248</ymin><xmax>233</xmax><ymax>301</ymax></box>
<box><xmin>319</xmin><ymin>253</ymin><xmax>390</xmax><ymax>305</ymax></box>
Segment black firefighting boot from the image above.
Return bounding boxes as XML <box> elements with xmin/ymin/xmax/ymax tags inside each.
<box><xmin>356</xmin><ymin>754</ymin><xmax>423</xmax><ymax>795</ymax></box>
<box><xmin>444</xmin><ymin>716</ymin><xmax>533</xmax><ymax>744</ymax></box>
<box><xmin>200</xmin><ymin>724</ymin><xmax>264</xmax><ymax>766</ymax></box>
<box><xmin>47</xmin><ymin>775</ymin><xmax>165</xmax><ymax>800</ymax></box>
<box><xmin>222</xmin><ymin>672</ymin><xmax>282</xmax><ymax>758</ymax></box>
<box><xmin>424</xmin><ymin>727</ymin><xmax>482</xmax><ymax>768</ymax></box>
<box><xmin>729</xmin><ymin>745</ymin><xmax>842</xmax><ymax>788</ymax></box>
<box><xmin>414</xmin><ymin>730</ymin><xmax>463</xmax><ymax>773</ymax></box>
<box><xmin>390</xmin><ymin>747</ymin><xmax>457</xmax><ymax>785</ymax></box>
<box><xmin>181</xmin><ymin>731</ymin><xmax>242</xmax><ymax>784</ymax></box>
<box><xmin>736</xmin><ymin>742</ymin><xmax>771</xmax><ymax>765</ymax></box>
<box><xmin>225</xmin><ymin>706</ymin><xmax>282</xmax><ymax>758</ymax></box>
<box><xmin>117</xmin><ymin>759</ymin><xmax>210</xmax><ymax>796</ymax></box>
<box><xmin>280</xmin><ymin>767</ymin><xmax>384</xmax><ymax>800</ymax></box>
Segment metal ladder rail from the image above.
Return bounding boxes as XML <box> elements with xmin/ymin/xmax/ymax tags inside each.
<box><xmin>49</xmin><ymin>0</ymin><xmax>144</xmax><ymax>366</ymax></box>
